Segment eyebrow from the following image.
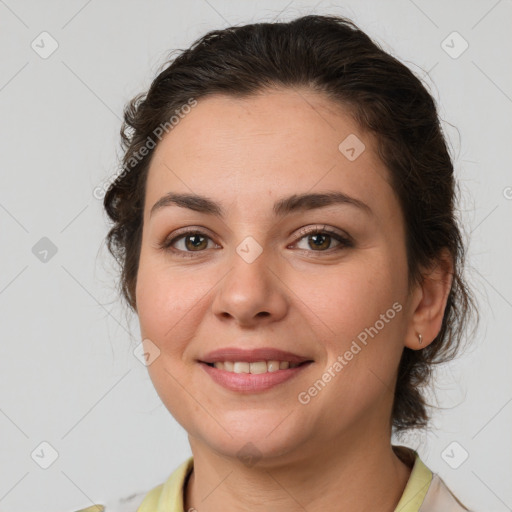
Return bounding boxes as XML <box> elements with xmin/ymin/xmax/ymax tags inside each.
<box><xmin>149</xmin><ymin>191</ymin><xmax>373</xmax><ymax>219</ymax></box>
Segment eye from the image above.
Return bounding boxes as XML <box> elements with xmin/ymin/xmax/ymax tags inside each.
<box><xmin>158</xmin><ymin>224</ymin><xmax>353</xmax><ymax>257</ymax></box>
<box><xmin>159</xmin><ymin>228</ymin><xmax>218</xmax><ymax>257</ymax></box>
<box><xmin>290</xmin><ymin>225</ymin><xmax>353</xmax><ymax>254</ymax></box>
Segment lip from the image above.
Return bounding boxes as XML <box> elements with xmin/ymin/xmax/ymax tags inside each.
<box><xmin>199</xmin><ymin>360</ymin><xmax>314</xmax><ymax>393</ymax></box>
<box><xmin>199</xmin><ymin>347</ymin><xmax>312</xmax><ymax>365</ymax></box>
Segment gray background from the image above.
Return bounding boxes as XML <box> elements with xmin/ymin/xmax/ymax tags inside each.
<box><xmin>0</xmin><ymin>0</ymin><xmax>511</xmax><ymax>510</ymax></box>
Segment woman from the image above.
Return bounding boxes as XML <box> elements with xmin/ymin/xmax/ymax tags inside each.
<box><xmin>93</xmin><ymin>13</ymin><xmax>478</xmax><ymax>512</ymax></box>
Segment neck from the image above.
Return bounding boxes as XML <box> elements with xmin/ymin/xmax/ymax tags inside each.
<box><xmin>184</xmin><ymin>433</ymin><xmax>412</xmax><ymax>512</ymax></box>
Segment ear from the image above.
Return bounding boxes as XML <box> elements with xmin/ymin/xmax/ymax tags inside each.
<box><xmin>404</xmin><ymin>248</ymin><xmax>454</xmax><ymax>351</ymax></box>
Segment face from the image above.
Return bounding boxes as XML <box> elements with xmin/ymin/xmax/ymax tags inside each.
<box><xmin>136</xmin><ymin>88</ymin><xmax>414</xmax><ymax>465</ymax></box>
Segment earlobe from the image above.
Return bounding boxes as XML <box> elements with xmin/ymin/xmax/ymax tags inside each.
<box><xmin>404</xmin><ymin>249</ymin><xmax>454</xmax><ymax>351</ymax></box>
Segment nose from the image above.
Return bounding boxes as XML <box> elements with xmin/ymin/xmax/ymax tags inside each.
<box><xmin>211</xmin><ymin>246</ymin><xmax>289</xmax><ymax>327</ymax></box>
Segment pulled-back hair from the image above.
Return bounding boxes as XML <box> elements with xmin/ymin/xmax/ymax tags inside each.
<box><xmin>103</xmin><ymin>14</ymin><xmax>478</xmax><ymax>433</ymax></box>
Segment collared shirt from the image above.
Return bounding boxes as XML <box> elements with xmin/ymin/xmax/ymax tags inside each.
<box><xmin>72</xmin><ymin>445</ymin><xmax>473</xmax><ymax>511</ymax></box>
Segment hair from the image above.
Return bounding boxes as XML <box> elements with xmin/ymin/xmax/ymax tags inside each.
<box><xmin>103</xmin><ymin>14</ymin><xmax>478</xmax><ymax>434</ymax></box>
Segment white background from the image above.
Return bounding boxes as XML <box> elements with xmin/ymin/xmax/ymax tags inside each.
<box><xmin>0</xmin><ymin>0</ymin><xmax>511</xmax><ymax>510</ymax></box>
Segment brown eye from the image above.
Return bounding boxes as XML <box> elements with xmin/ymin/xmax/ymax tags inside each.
<box><xmin>292</xmin><ymin>226</ymin><xmax>353</xmax><ymax>253</ymax></box>
<box><xmin>181</xmin><ymin>233</ymin><xmax>209</xmax><ymax>251</ymax></box>
<box><xmin>306</xmin><ymin>232</ymin><xmax>334</xmax><ymax>250</ymax></box>
<box><xmin>159</xmin><ymin>225</ymin><xmax>353</xmax><ymax>258</ymax></box>
<box><xmin>160</xmin><ymin>229</ymin><xmax>217</xmax><ymax>256</ymax></box>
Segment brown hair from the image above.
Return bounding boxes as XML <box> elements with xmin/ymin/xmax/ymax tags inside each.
<box><xmin>103</xmin><ymin>14</ymin><xmax>478</xmax><ymax>433</ymax></box>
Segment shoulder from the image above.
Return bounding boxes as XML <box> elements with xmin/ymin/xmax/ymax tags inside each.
<box><xmin>137</xmin><ymin>457</ymin><xmax>194</xmax><ymax>511</ymax></box>
<box><xmin>69</xmin><ymin>489</ymin><xmax>151</xmax><ymax>512</ymax></box>
<box><xmin>71</xmin><ymin>457</ymin><xmax>193</xmax><ymax>512</ymax></box>
<box><xmin>393</xmin><ymin>444</ymin><xmax>474</xmax><ymax>512</ymax></box>
<box><xmin>421</xmin><ymin>473</ymin><xmax>474</xmax><ymax>511</ymax></box>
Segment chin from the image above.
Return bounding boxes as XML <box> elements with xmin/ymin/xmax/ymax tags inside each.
<box><xmin>191</xmin><ymin>420</ymin><xmax>312</xmax><ymax>467</ymax></box>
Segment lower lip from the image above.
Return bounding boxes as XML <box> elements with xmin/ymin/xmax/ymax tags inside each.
<box><xmin>199</xmin><ymin>362</ymin><xmax>313</xmax><ymax>393</ymax></box>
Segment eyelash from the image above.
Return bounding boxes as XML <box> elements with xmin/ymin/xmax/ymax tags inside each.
<box><xmin>158</xmin><ymin>225</ymin><xmax>353</xmax><ymax>258</ymax></box>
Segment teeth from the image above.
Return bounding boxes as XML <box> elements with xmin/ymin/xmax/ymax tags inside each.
<box><xmin>212</xmin><ymin>360</ymin><xmax>303</xmax><ymax>373</ymax></box>
<box><xmin>249</xmin><ymin>361</ymin><xmax>267</xmax><ymax>374</ymax></box>
<box><xmin>233</xmin><ymin>362</ymin><xmax>250</xmax><ymax>373</ymax></box>
<box><xmin>267</xmin><ymin>360</ymin><xmax>280</xmax><ymax>372</ymax></box>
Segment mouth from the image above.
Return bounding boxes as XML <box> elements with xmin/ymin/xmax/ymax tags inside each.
<box><xmin>197</xmin><ymin>347</ymin><xmax>314</xmax><ymax>392</ymax></box>
<box><xmin>201</xmin><ymin>360</ymin><xmax>313</xmax><ymax>373</ymax></box>
<box><xmin>199</xmin><ymin>346</ymin><xmax>313</xmax><ymax>366</ymax></box>
<box><xmin>199</xmin><ymin>359</ymin><xmax>314</xmax><ymax>393</ymax></box>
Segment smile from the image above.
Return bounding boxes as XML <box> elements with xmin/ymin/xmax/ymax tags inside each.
<box><xmin>207</xmin><ymin>360</ymin><xmax>304</xmax><ymax>373</ymax></box>
<box><xmin>199</xmin><ymin>360</ymin><xmax>313</xmax><ymax>393</ymax></box>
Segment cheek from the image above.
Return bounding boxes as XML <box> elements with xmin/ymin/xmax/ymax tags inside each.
<box><xmin>307</xmin><ymin>258</ymin><xmax>407</xmax><ymax>395</ymax></box>
<box><xmin>304</xmin><ymin>260</ymin><xmax>405</xmax><ymax>411</ymax></box>
<box><xmin>135</xmin><ymin>254</ymin><xmax>209</xmax><ymax>350</ymax></box>
<box><xmin>136</xmin><ymin>256</ymin><xmax>166</xmax><ymax>340</ymax></box>
<box><xmin>299</xmin><ymin>255</ymin><xmax>400</xmax><ymax>340</ymax></box>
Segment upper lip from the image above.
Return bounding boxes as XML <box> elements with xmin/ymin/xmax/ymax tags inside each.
<box><xmin>199</xmin><ymin>347</ymin><xmax>313</xmax><ymax>364</ymax></box>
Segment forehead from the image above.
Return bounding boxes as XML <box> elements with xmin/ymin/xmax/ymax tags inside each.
<box><xmin>144</xmin><ymin>88</ymin><xmax>396</xmax><ymax>221</ymax></box>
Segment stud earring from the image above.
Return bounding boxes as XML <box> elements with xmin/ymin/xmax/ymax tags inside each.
<box><xmin>418</xmin><ymin>333</ymin><xmax>423</xmax><ymax>345</ymax></box>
